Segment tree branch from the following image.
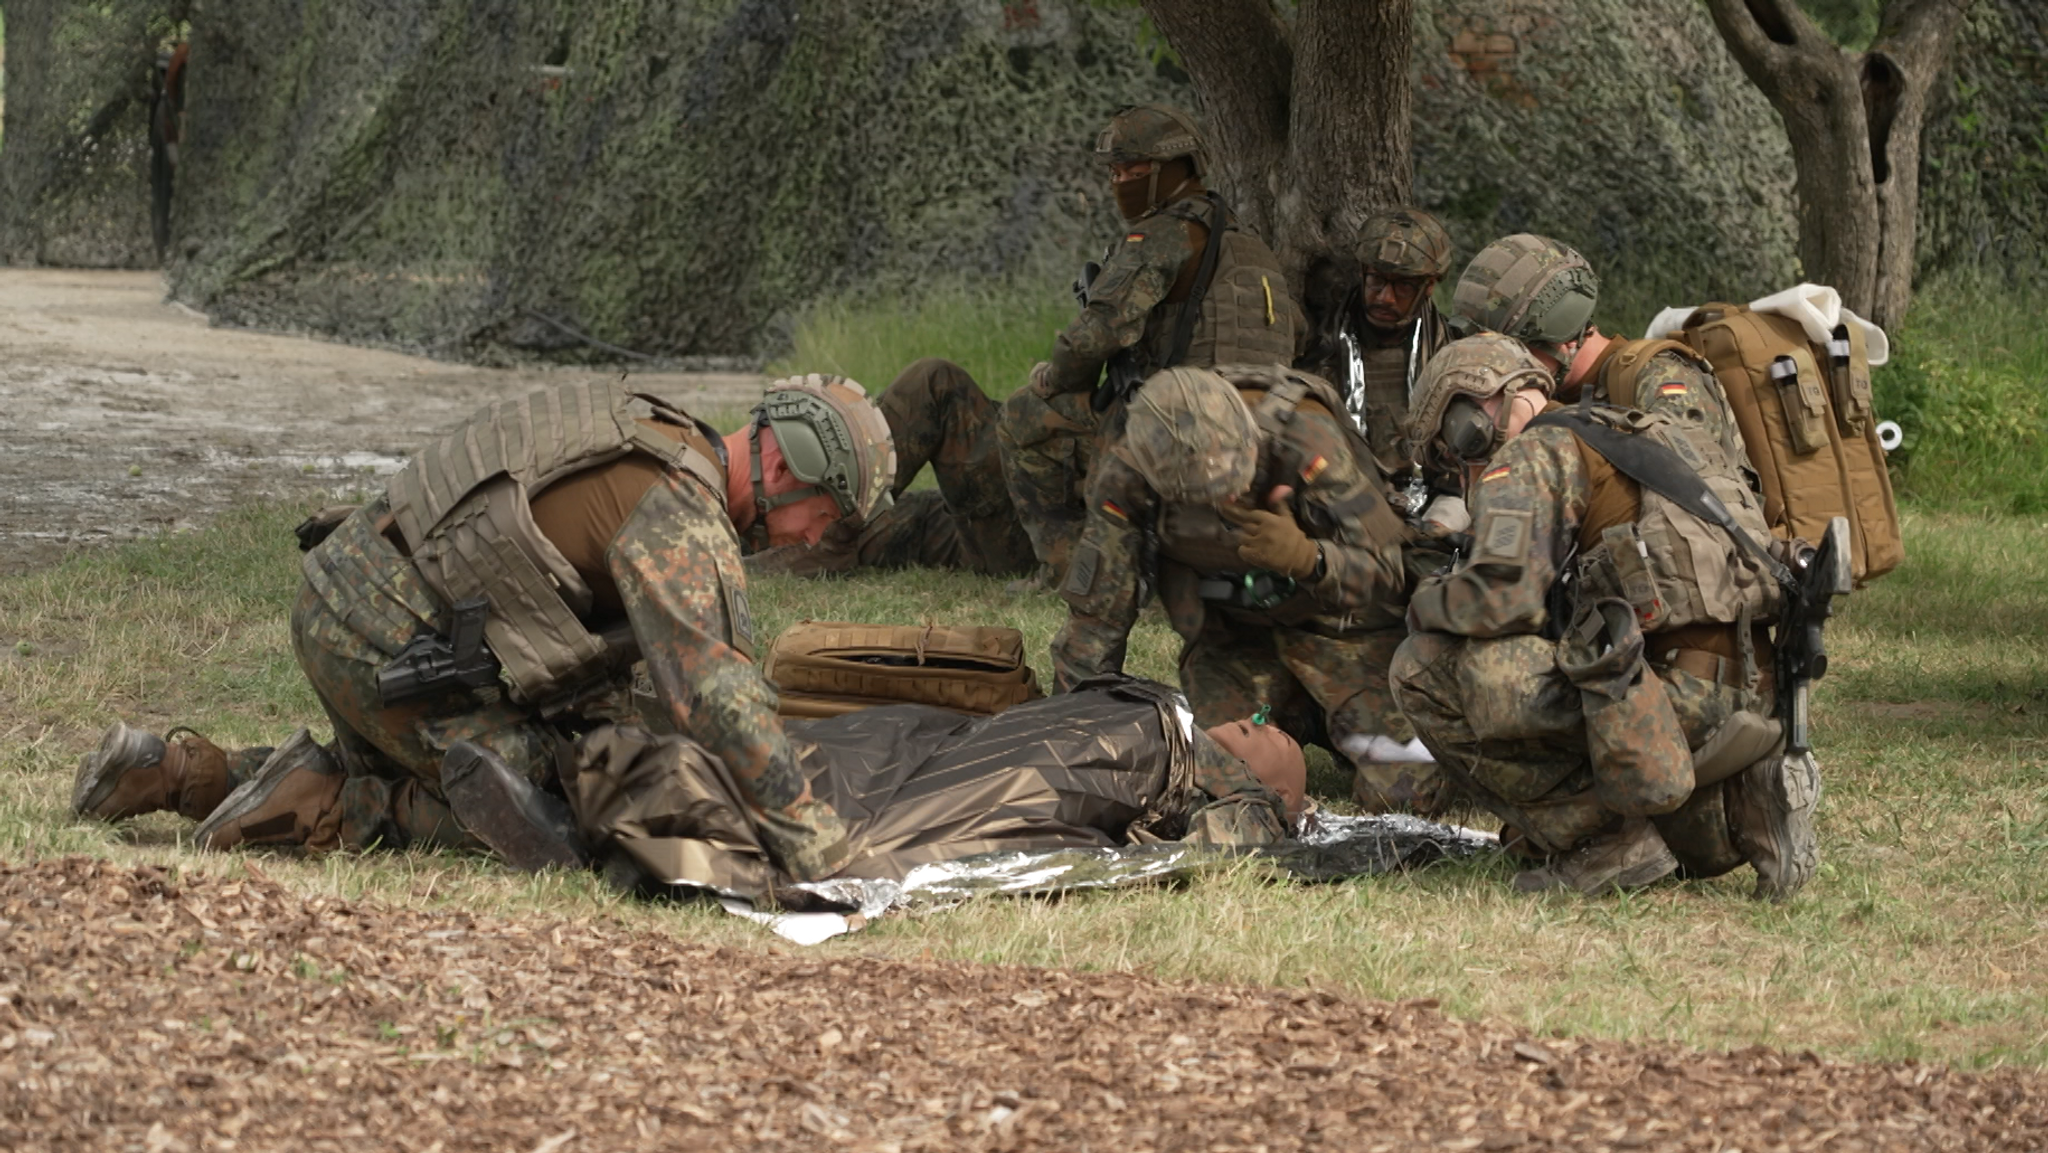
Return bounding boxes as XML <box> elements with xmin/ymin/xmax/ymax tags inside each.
<box><xmin>1702</xmin><ymin>0</ymin><xmax>1837</xmax><ymax>98</ymax></box>
<box><xmin>1873</xmin><ymin>0</ymin><xmax>1971</xmax><ymax>67</ymax></box>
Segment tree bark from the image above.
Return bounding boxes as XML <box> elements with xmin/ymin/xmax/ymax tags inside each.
<box><xmin>1705</xmin><ymin>0</ymin><xmax>1968</xmax><ymax>328</ymax></box>
<box><xmin>1140</xmin><ymin>0</ymin><xmax>1415</xmax><ymax>295</ymax></box>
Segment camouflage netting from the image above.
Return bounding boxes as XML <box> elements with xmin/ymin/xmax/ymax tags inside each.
<box><xmin>163</xmin><ymin>0</ymin><xmax>1181</xmax><ymax>362</ymax></box>
<box><xmin>1412</xmin><ymin>0</ymin><xmax>1803</xmax><ymax>321</ymax></box>
<box><xmin>0</xmin><ymin>0</ymin><xmax>185</xmax><ymax>267</ymax></box>
<box><xmin>1917</xmin><ymin>0</ymin><xmax>2048</xmax><ymax>285</ymax></box>
<box><xmin>0</xmin><ymin>0</ymin><xmax>2043</xmax><ymax>359</ymax></box>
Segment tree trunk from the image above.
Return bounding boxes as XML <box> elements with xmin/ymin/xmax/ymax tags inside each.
<box><xmin>1705</xmin><ymin>0</ymin><xmax>1968</xmax><ymax>329</ymax></box>
<box><xmin>1140</xmin><ymin>0</ymin><xmax>1415</xmax><ymax>296</ymax></box>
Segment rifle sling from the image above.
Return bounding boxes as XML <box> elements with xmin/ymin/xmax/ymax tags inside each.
<box><xmin>1164</xmin><ymin>192</ymin><xmax>1228</xmax><ymax>371</ymax></box>
<box><xmin>1526</xmin><ymin>412</ymin><xmax>1793</xmax><ymax>588</ymax></box>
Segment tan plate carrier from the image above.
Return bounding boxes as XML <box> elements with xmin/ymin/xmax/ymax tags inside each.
<box><xmin>764</xmin><ymin>621</ymin><xmax>1045</xmax><ymax>718</ymax></box>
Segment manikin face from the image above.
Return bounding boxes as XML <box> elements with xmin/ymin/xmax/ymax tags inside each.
<box><xmin>1206</xmin><ymin>718</ymin><xmax>1307</xmax><ymax>819</ymax></box>
<box><xmin>1362</xmin><ymin>270</ymin><xmax>1435</xmax><ymax>330</ymax></box>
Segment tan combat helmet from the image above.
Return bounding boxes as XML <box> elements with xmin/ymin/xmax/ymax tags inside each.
<box><xmin>1357</xmin><ymin>207</ymin><xmax>1455</xmax><ymax>281</ymax></box>
<box><xmin>1115</xmin><ymin>366</ymin><xmax>1259</xmax><ymax>506</ymax></box>
<box><xmin>1096</xmin><ymin>104</ymin><xmax>1207</xmax><ymax>218</ymax></box>
<box><xmin>1407</xmin><ymin>332</ymin><xmax>1555</xmax><ymax>469</ymax></box>
<box><xmin>1451</xmin><ymin>234</ymin><xmax>1600</xmax><ymax>350</ymax></box>
<box><xmin>747</xmin><ymin>375</ymin><xmax>897</xmax><ymax>541</ymax></box>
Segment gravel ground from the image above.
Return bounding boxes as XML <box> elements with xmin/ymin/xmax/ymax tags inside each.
<box><xmin>2</xmin><ymin>857</ymin><xmax>2043</xmax><ymax>1152</ymax></box>
<box><xmin>0</xmin><ymin>270</ymin><xmax>764</xmax><ymax>575</ymax></box>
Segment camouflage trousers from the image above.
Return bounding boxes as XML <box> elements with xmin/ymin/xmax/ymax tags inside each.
<box><xmin>745</xmin><ymin>359</ymin><xmax>1034</xmax><ymax>578</ymax></box>
<box><xmin>996</xmin><ymin>381</ymin><xmax>1102</xmax><ymax>577</ymax></box>
<box><xmin>1389</xmin><ymin>631</ymin><xmax>1755</xmax><ymax>873</ymax></box>
<box><xmin>871</xmin><ymin>358</ymin><xmax>1035</xmax><ymax>575</ymax></box>
<box><xmin>268</xmin><ymin>481</ymin><xmax>843</xmax><ymax>875</ymax></box>
<box><xmin>1178</xmin><ymin>612</ymin><xmax>1449</xmax><ymax>816</ymax></box>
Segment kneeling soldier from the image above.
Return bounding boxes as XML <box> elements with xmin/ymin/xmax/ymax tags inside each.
<box><xmin>1050</xmin><ymin>364</ymin><xmax>1442</xmax><ymax>813</ymax></box>
<box><xmin>1391</xmin><ymin>334</ymin><xmax>1820</xmax><ymax>898</ymax></box>
<box><xmin>73</xmin><ymin>375</ymin><xmax>897</xmax><ymax>880</ymax></box>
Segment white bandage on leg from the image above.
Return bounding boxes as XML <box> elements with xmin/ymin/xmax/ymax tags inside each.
<box><xmin>1339</xmin><ymin>734</ymin><xmax>1436</xmax><ymax>764</ymax></box>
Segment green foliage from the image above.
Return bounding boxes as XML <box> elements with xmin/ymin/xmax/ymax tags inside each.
<box><xmin>1873</xmin><ymin>274</ymin><xmax>2048</xmax><ymax>515</ymax></box>
<box><xmin>767</xmin><ymin>276</ymin><xmax>1072</xmax><ymax>403</ymax></box>
<box><xmin>1794</xmin><ymin>0</ymin><xmax>1880</xmax><ymax>51</ymax></box>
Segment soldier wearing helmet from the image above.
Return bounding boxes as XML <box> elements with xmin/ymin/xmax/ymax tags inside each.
<box><xmin>1390</xmin><ymin>334</ymin><xmax>1819</xmax><ymax>900</ymax></box>
<box><xmin>1299</xmin><ymin>206</ymin><xmax>1457</xmax><ymax>483</ymax></box>
<box><xmin>744</xmin><ymin>359</ymin><xmax>1036</xmax><ymax>580</ymax></box>
<box><xmin>73</xmin><ymin>376</ymin><xmax>897</xmax><ymax>882</ymax></box>
<box><xmin>1052</xmin><ymin>362</ymin><xmax>1439</xmax><ymax>814</ymax></box>
<box><xmin>997</xmin><ymin>104</ymin><xmax>1305</xmax><ymax>589</ymax></box>
<box><xmin>1452</xmin><ymin>234</ymin><xmax>1746</xmax><ymax>463</ymax></box>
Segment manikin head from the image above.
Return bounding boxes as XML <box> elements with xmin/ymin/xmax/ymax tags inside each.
<box><xmin>1207</xmin><ymin>716</ymin><xmax>1307</xmax><ymax>820</ymax></box>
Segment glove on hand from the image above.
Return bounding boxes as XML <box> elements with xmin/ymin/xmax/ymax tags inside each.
<box><xmin>1220</xmin><ymin>490</ymin><xmax>1321</xmax><ymax>580</ymax></box>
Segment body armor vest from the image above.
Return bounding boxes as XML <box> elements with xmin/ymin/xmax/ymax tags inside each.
<box><xmin>1345</xmin><ymin>302</ymin><xmax>1449</xmax><ymax>474</ymax></box>
<box><xmin>1562</xmin><ymin>407</ymin><xmax>1779</xmax><ymax>635</ymax></box>
<box><xmin>385</xmin><ymin>380</ymin><xmax>727</xmax><ymax>705</ymax></box>
<box><xmin>1152</xmin><ymin>366</ymin><xmax>1407</xmax><ymax>628</ymax></box>
<box><xmin>1139</xmin><ymin>200</ymin><xmax>1300</xmax><ymax>375</ymax></box>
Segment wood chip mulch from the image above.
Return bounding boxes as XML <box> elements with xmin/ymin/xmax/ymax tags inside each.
<box><xmin>1</xmin><ymin>856</ymin><xmax>2043</xmax><ymax>1152</ymax></box>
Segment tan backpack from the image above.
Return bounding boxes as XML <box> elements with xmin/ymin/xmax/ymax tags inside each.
<box><xmin>1674</xmin><ymin>305</ymin><xmax>1903</xmax><ymax>581</ymax></box>
<box><xmin>763</xmin><ymin>622</ymin><xmax>1044</xmax><ymax>719</ymax></box>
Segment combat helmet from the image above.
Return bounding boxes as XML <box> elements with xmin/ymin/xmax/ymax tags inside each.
<box><xmin>1096</xmin><ymin>104</ymin><xmax>1207</xmax><ymax>219</ymax></box>
<box><xmin>1407</xmin><ymin>333</ymin><xmax>1555</xmax><ymax>469</ymax></box>
<box><xmin>1116</xmin><ymin>366</ymin><xmax>1259</xmax><ymax>506</ymax></box>
<box><xmin>747</xmin><ymin>374</ymin><xmax>897</xmax><ymax>538</ymax></box>
<box><xmin>1451</xmin><ymin>234</ymin><xmax>1600</xmax><ymax>349</ymax></box>
<box><xmin>1357</xmin><ymin>207</ymin><xmax>1455</xmax><ymax>281</ymax></box>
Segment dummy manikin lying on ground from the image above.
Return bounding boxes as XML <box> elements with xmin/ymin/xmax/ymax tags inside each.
<box><xmin>440</xmin><ymin>676</ymin><xmax>1307</xmax><ymax>899</ymax></box>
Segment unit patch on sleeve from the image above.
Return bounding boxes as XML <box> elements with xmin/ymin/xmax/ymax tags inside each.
<box><xmin>1473</xmin><ymin>508</ymin><xmax>1533</xmax><ymax>567</ymax></box>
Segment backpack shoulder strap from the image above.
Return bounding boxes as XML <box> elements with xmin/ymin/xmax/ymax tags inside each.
<box><xmin>1528</xmin><ymin>411</ymin><xmax>1791</xmax><ymax>586</ymax></box>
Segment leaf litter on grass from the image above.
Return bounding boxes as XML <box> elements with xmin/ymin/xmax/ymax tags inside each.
<box><xmin>5</xmin><ymin>856</ymin><xmax>2048</xmax><ymax>1152</ymax></box>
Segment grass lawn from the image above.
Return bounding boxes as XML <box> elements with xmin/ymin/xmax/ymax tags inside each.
<box><xmin>4</xmin><ymin>499</ymin><xmax>2044</xmax><ymax>1069</ymax></box>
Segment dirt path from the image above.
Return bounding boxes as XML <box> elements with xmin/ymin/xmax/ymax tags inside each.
<box><xmin>5</xmin><ymin>857</ymin><xmax>2044</xmax><ymax>1152</ymax></box>
<box><xmin>0</xmin><ymin>270</ymin><xmax>765</xmax><ymax>574</ymax></box>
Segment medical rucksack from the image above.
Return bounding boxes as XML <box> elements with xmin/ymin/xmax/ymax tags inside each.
<box><xmin>1672</xmin><ymin>304</ymin><xmax>1903</xmax><ymax>582</ymax></box>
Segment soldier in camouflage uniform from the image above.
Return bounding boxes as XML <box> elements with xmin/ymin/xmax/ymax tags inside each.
<box><xmin>1452</xmin><ymin>234</ymin><xmax>1748</xmax><ymax>466</ymax></box>
<box><xmin>1051</xmin><ymin>363</ymin><xmax>1448</xmax><ymax>814</ymax></box>
<box><xmin>1389</xmin><ymin>335</ymin><xmax>1820</xmax><ymax>899</ymax></box>
<box><xmin>1298</xmin><ymin>207</ymin><xmax>1457</xmax><ymax>485</ymax></box>
<box><xmin>438</xmin><ymin>676</ymin><xmax>1300</xmax><ymax>888</ymax></box>
<box><xmin>72</xmin><ymin>376</ymin><xmax>897</xmax><ymax>882</ymax></box>
<box><xmin>745</xmin><ymin>358</ymin><xmax>1035</xmax><ymax>579</ymax></box>
<box><xmin>997</xmin><ymin>105</ymin><xmax>1304</xmax><ymax>585</ymax></box>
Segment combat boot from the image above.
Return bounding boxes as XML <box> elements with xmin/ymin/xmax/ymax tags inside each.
<box><xmin>72</xmin><ymin>723</ymin><xmax>236</xmax><ymax>823</ymax></box>
<box><xmin>1727</xmin><ymin>750</ymin><xmax>1821</xmax><ymax>901</ymax></box>
<box><xmin>192</xmin><ymin>730</ymin><xmax>345</xmax><ymax>851</ymax></box>
<box><xmin>442</xmin><ymin>742</ymin><xmax>589</xmax><ymax>873</ymax></box>
<box><xmin>1512</xmin><ymin>817</ymin><xmax>1679</xmax><ymax>896</ymax></box>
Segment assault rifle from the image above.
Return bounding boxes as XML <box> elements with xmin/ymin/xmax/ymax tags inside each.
<box><xmin>1776</xmin><ymin>517</ymin><xmax>1852</xmax><ymax>756</ymax></box>
<box><xmin>1073</xmin><ymin>258</ymin><xmax>1147</xmax><ymax>414</ymax></box>
<box><xmin>377</xmin><ymin>597</ymin><xmax>501</xmax><ymax>706</ymax></box>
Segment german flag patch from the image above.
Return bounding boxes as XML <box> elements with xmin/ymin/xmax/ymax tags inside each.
<box><xmin>1101</xmin><ymin>499</ymin><xmax>1130</xmax><ymax>522</ymax></box>
<box><xmin>1300</xmin><ymin>455</ymin><xmax>1329</xmax><ymax>484</ymax></box>
<box><xmin>1480</xmin><ymin>464</ymin><xmax>1512</xmax><ymax>483</ymax></box>
<box><xmin>1658</xmin><ymin>382</ymin><xmax>1688</xmax><ymax>396</ymax></box>
<box><xmin>1125</xmin><ymin>232</ymin><xmax>1146</xmax><ymax>243</ymax></box>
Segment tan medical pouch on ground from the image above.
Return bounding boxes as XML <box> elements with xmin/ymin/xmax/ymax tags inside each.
<box><xmin>764</xmin><ymin>622</ymin><xmax>1044</xmax><ymax>718</ymax></box>
<box><xmin>1677</xmin><ymin>304</ymin><xmax>1903</xmax><ymax>581</ymax></box>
